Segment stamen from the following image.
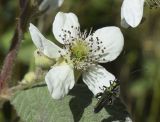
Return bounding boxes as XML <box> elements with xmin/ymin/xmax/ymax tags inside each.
<box><xmin>59</xmin><ymin>26</ymin><xmax>108</xmax><ymax>70</ymax></box>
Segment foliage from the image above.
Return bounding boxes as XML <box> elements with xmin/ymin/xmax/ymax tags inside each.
<box><xmin>11</xmin><ymin>85</ymin><xmax>130</xmax><ymax>122</ymax></box>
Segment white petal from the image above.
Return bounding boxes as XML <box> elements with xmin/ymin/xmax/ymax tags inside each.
<box><xmin>52</xmin><ymin>12</ymin><xmax>80</xmax><ymax>44</ymax></box>
<box><xmin>86</xmin><ymin>27</ymin><xmax>124</xmax><ymax>63</ymax></box>
<box><xmin>45</xmin><ymin>64</ymin><xmax>75</xmax><ymax>99</ymax></box>
<box><xmin>121</xmin><ymin>0</ymin><xmax>144</xmax><ymax>28</ymax></box>
<box><xmin>39</xmin><ymin>0</ymin><xmax>50</xmax><ymax>11</ymax></box>
<box><xmin>82</xmin><ymin>65</ymin><xmax>116</xmax><ymax>95</ymax></box>
<box><xmin>39</xmin><ymin>0</ymin><xmax>64</xmax><ymax>11</ymax></box>
<box><xmin>29</xmin><ymin>23</ymin><xmax>65</xmax><ymax>59</ymax></box>
<box><xmin>57</xmin><ymin>0</ymin><xmax>64</xmax><ymax>7</ymax></box>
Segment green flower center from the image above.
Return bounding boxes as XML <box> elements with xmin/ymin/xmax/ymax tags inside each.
<box><xmin>71</xmin><ymin>40</ymin><xmax>89</xmax><ymax>61</ymax></box>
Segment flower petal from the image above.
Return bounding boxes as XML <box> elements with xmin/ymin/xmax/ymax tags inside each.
<box><xmin>86</xmin><ymin>27</ymin><xmax>124</xmax><ymax>63</ymax></box>
<box><xmin>52</xmin><ymin>12</ymin><xmax>80</xmax><ymax>44</ymax></box>
<box><xmin>29</xmin><ymin>23</ymin><xmax>65</xmax><ymax>59</ymax></box>
<box><xmin>45</xmin><ymin>64</ymin><xmax>75</xmax><ymax>99</ymax></box>
<box><xmin>82</xmin><ymin>65</ymin><xmax>116</xmax><ymax>95</ymax></box>
<box><xmin>39</xmin><ymin>0</ymin><xmax>64</xmax><ymax>11</ymax></box>
<box><xmin>121</xmin><ymin>0</ymin><xmax>144</xmax><ymax>28</ymax></box>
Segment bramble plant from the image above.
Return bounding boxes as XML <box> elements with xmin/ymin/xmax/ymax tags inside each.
<box><xmin>0</xmin><ymin>0</ymin><xmax>160</xmax><ymax>122</ymax></box>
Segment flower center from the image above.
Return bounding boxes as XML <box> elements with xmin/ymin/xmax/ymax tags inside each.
<box><xmin>58</xmin><ymin>26</ymin><xmax>107</xmax><ymax>70</ymax></box>
<box><xmin>71</xmin><ymin>40</ymin><xmax>89</xmax><ymax>61</ymax></box>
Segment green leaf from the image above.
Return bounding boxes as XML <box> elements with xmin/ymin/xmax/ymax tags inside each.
<box><xmin>11</xmin><ymin>85</ymin><xmax>130</xmax><ymax>122</ymax></box>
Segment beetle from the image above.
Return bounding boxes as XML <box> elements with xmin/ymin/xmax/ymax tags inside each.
<box><xmin>94</xmin><ymin>80</ymin><xmax>120</xmax><ymax>113</ymax></box>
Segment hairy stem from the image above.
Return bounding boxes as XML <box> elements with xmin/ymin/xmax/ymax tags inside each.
<box><xmin>0</xmin><ymin>0</ymin><xmax>31</xmax><ymax>91</ymax></box>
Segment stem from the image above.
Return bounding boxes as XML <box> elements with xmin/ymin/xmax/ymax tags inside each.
<box><xmin>0</xmin><ymin>82</ymin><xmax>46</xmax><ymax>101</ymax></box>
<box><xmin>0</xmin><ymin>0</ymin><xmax>31</xmax><ymax>91</ymax></box>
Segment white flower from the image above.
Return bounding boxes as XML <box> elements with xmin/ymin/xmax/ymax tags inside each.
<box><xmin>121</xmin><ymin>0</ymin><xmax>160</xmax><ymax>28</ymax></box>
<box><xmin>29</xmin><ymin>12</ymin><xmax>124</xmax><ymax>99</ymax></box>
<box><xmin>121</xmin><ymin>0</ymin><xmax>145</xmax><ymax>28</ymax></box>
<box><xmin>39</xmin><ymin>0</ymin><xmax>64</xmax><ymax>11</ymax></box>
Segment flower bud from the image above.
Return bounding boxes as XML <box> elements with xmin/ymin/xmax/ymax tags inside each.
<box><xmin>21</xmin><ymin>72</ymin><xmax>36</xmax><ymax>84</ymax></box>
<box><xmin>34</xmin><ymin>50</ymin><xmax>55</xmax><ymax>69</ymax></box>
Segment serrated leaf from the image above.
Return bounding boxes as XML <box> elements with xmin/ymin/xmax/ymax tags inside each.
<box><xmin>11</xmin><ymin>85</ymin><xmax>131</xmax><ymax>122</ymax></box>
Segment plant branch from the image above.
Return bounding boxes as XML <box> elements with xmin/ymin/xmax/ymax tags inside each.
<box><xmin>0</xmin><ymin>0</ymin><xmax>31</xmax><ymax>91</ymax></box>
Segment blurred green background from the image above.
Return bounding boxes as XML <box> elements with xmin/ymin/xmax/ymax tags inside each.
<box><xmin>0</xmin><ymin>0</ymin><xmax>160</xmax><ymax>121</ymax></box>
